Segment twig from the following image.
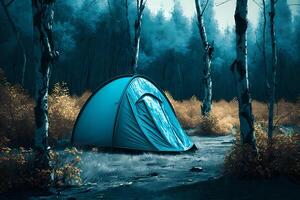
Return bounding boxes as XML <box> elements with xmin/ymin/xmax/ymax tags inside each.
<box><xmin>274</xmin><ymin>111</ymin><xmax>294</xmax><ymax>128</ymax></box>
<box><xmin>252</xmin><ymin>0</ymin><xmax>262</xmax><ymax>9</ymax></box>
<box><xmin>202</xmin><ymin>0</ymin><xmax>210</xmax><ymax>15</ymax></box>
<box><xmin>215</xmin><ymin>0</ymin><xmax>232</xmax><ymax>7</ymax></box>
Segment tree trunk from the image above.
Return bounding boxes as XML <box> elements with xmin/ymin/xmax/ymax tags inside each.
<box><xmin>232</xmin><ymin>0</ymin><xmax>256</xmax><ymax>149</ymax></box>
<box><xmin>132</xmin><ymin>0</ymin><xmax>146</xmax><ymax>74</ymax></box>
<box><xmin>195</xmin><ymin>0</ymin><xmax>213</xmax><ymax>116</ymax></box>
<box><xmin>0</xmin><ymin>0</ymin><xmax>27</xmax><ymax>85</ymax></box>
<box><xmin>268</xmin><ymin>0</ymin><xmax>278</xmax><ymax>140</ymax></box>
<box><xmin>177</xmin><ymin>63</ymin><xmax>183</xmax><ymax>99</ymax></box>
<box><xmin>125</xmin><ymin>0</ymin><xmax>132</xmax><ymax>69</ymax></box>
<box><xmin>32</xmin><ymin>0</ymin><xmax>58</xmax><ymax>168</ymax></box>
<box><xmin>262</xmin><ymin>0</ymin><xmax>269</xmax><ymax>97</ymax></box>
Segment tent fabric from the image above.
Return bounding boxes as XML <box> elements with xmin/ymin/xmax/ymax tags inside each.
<box><xmin>72</xmin><ymin>75</ymin><xmax>194</xmax><ymax>152</ymax></box>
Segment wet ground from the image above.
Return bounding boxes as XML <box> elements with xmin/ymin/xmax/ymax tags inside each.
<box><xmin>29</xmin><ymin>135</ymin><xmax>234</xmax><ymax>199</ymax></box>
<box><xmin>4</xmin><ymin>134</ymin><xmax>299</xmax><ymax>199</ymax></box>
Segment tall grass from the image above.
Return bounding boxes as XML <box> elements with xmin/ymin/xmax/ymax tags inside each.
<box><xmin>224</xmin><ymin>124</ymin><xmax>300</xmax><ymax>179</ymax></box>
<box><xmin>0</xmin><ymin>69</ymin><xmax>91</xmax><ymax>146</ymax></box>
<box><xmin>0</xmin><ymin>68</ymin><xmax>299</xmax><ymax>146</ymax></box>
<box><xmin>166</xmin><ymin>92</ymin><xmax>300</xmax><ymax>135</ymax></box>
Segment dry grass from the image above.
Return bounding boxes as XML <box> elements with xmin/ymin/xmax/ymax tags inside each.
<box><xmin>0</xmin><ymin>68</ymin><xmax>299</xmax><ymax>144</ymax></box>
<box><xmin>48</xmin><ymin>83</ymin><xmax>90</xmax><ymax>140</ymax></box>
<box><xmin>224</xmin><ymin>124</ymin><xmax>300</xmax><ymax>179</ymax></box>
<box><xmin>0</xmin><ymin>69</ymin><xmax>91</xmax><ymax>146</ymax></box>
<box><xmin>166</xmin><ymin>92</ymin><xmax>300</xmax><ymax>136</ymax></box>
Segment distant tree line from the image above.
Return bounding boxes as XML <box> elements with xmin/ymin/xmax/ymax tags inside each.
<box><xmin>0</xmin><ymin>0</ymin><xmax>299</xmax><ymax>102</ymax></box>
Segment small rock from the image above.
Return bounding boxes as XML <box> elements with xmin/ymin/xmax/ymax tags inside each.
<box><xmin>120</xmin><ymin>181</ymin><xmax>133</xmax><ymax>187</ymax></box>
<box><xmin>148</xmin><ymin>172</ymin><xmax>159</xmax><ymax>177</ymax></box>
<box><xmin>190</xmin><ymin>167</ymin><xmax>203</xmax><ymax>172</ymax></box>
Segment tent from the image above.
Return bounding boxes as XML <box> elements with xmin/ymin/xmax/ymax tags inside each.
<box><xmin>71</xmin><ymin>75</ymin><xmax>194</xmax><ymax>152</ymax></box>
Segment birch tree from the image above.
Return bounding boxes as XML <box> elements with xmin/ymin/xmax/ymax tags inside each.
<box><xmin>132</xmin><ymin>0</ymin><xmax>146</xmax><ymax>73</ymax></box>
<box><xmin>232</xmin><ymin>0</ymin><xmax>256</xmax><ymax>149</ymax></box>
<box><xmin>262</xmin><ymin>0</ymin><xmax>270</xmax><ymax>97</ymax></box>
<box><xmin>32</xmin><ymin>0</ymin><xmax>59</xmax><ymax>167</ymax></box>
<box><xmin>0</xmin><ymin>0</ymin><xmax>27</xmax><ymax>85</ymax></box>
<box><xmin>268</xmin><ymin>0</ymin><xmax>278</xmax><ymax>139</ymax></box>
<box><xmin>195</xmin><ymin>0</ymin><xmax>214</xmax><ymax>116</ymax></box>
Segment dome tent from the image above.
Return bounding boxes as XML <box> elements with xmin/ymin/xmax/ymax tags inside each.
<box><xmin>72</xmin><ymin>75</ymin><xmax>194</xmax><ymax>152</ymax></box>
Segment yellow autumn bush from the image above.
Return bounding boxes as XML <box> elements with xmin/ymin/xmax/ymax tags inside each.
<box><xmin>0</xmin><ymin>69</ymin><xmax>91</xmax><ymax>146</ymax></box>
<box><xmin>0</xmin><ymin>144</ymin><xmax>82</xmax><ymax>193</ymax></box>
<box><xmin>166</xmin><ymin>92</ymin><xmax>300</xmax><ymax>136</ymax></box>
<box><xmin>224</xmin><ymin>124</ymin><xmax>300</xmax><ymax>179</ymax></box>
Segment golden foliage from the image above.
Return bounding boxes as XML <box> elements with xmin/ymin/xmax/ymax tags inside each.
<box><xmin>166</xmin><ymin>92</ymin><xmax>300</xmax><ymax>136</ymax></box>
<box><xmin>48</xmin><ymin>83</ymin><xmax>87</xmax><ymax>140</ymax></box>
<box><xmin>51</xmin><ymin>147</ymin><xmax>82</xmax><ymax>186</ymax></box>
<box><xmin>0</xmin><ymin>147</ymin><xmax>82</xmax><ymax>193</ymax></box>
<box><xmin>0</xmin><ymin>70</ymin><xmax>35</xmax><ymax>146</ymax></box>
<box><xmin>0</xmin><ymin>70</ymin><xmax>91</xmax><ymax>146</ymax></box>
<box><xmin>224</xmin><ymin>124</ymin><xmax>300</xmax><ymax>179</ymax></box>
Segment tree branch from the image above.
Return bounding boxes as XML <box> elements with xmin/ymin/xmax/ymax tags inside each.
<box><xmin>215</xmin><ymin>0</ymin><xmax>232</xmax><ymax>7</ymax></box>
<box><xmin>252</xmin><ymin>0</ymin><xmax>262</xmax><ymax>9</ymax></box>
<box><xmin>5</xmin><ymin>0</ymin><xmax>15</xmax><ymax>7</ymax></box>
<box><xmin>202</xmin><ymin>0</ymin><xmax>210</xmax><ymax>15</ymax></box>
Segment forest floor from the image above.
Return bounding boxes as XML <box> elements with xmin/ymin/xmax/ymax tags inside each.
<box><xmin>2</xmin><ymin>134</ymin><xmax>299</xmax><ymax>200</ymax></box>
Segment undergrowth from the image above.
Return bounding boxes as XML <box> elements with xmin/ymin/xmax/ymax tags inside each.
<box><xmin>166</xmin><ymin>92</ymin><xmax>300</xmax><ymax>135</ymax></box>
<box><xmin>0</xmin><ymin>69</ymin><xmax>90</xmax><ymax>147</ymax></box>
<box><xmin>0</xmin><ymin>69</ymin><xmax>299</xmax><ymax>190</ymax></box>
<box><xmin>224</xmin><ymin>124</ymin><xmax>300</xmax><ymax>180</ymax></box>
<box><xmin>1</xmin><ymin>69</ymin><xmax>299</xmax><ymax>144</ymax></box>
<box><xmin>0</xmin><ymin>138</ymin><xmax>82</xmax><ymax>193</ymax></box>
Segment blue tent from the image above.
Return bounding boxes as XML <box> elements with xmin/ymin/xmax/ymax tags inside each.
<box><xmin>72</xmin><ymin>75</ymin><xmax>194</xmax><ymax>152</ymax></box>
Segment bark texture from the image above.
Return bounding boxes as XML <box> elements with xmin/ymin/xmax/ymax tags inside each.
<box><xmin>268</xmin><ymin>0</ymin><xmax>278</xmax><ymax>139</ymax></box>
<box><xmin>195</xmin><ymin>0</ymin><xmax>214</xmax><ymax>116</ymax></box>
<box><xmin>0</xmin><ymin>0</ymin><xmax>27</xmax><ymax>85</ymax></box>
<box><xmin>262</xmin><ymin>0</ymin><xmax>269</xmax><ymax>96</ymax></box>
<box><xmin>132</xmin><ymin>0</ymin><xmax>146</xmax><ymax>73</ymax></box>
<box><xmin>32</xmin><ymin>0</ymin><xmax>58</xmax><ymax>167</ymax></box>
<box><xmin>232</xmin><ymin>0</ymin><xmax>256</xmax><ymax>149</ymax></box>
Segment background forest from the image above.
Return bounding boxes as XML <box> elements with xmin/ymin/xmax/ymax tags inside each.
<box><xmin>0</xmin><ymin>0</ymin><xmax>299</xmax><ymax>101</ymax></box>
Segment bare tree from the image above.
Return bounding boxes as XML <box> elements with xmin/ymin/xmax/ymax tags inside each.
<box><xmin>0</xmin><ymin>0</ymin><xmax>27</xmax><ymax>85</ymax></box>
<box><xmin>232</xmin><ymin>0</ymin><xmax>256</xmax><ymax>149</ymax></box>
<box><xmin>262</xmin><ymin>0</ymin><xmax>270</xmax><ymax>97</ymax></box>
<box><xmin>125</xmin><ymin>0</ymin><xmax>131</xmax><ymax>46</ymax></box>
<box><xmin>132</xmin><ymin>0</ymin><xmax>146</xmax><ymax>73</ymax></box>
<box><xmin>32</xmin><ymin>0</ymin><xmax>59</xmax><ymax>168</ymax></box>
<box><xmin>268</xmin><ymin>0</ymin><xmax>278</xmax><ymax>139</ymax></box>
<box><xmin>195</xmin><ymin>0</ymin><xmax>214</xmax><ymax>116</ymax></box>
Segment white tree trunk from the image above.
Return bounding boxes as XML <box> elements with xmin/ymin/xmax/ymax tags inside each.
<box><xmin>195</xmin><ymin>0</ymin><xmax>213</xmax><ymax>116</ymax></box>
<box><xmin>262</xmin><ymin>0</ymin><xmax>269</xmax><ymax>96</ymax></box>
<box><xmin>0</xmin><ymin>0</ymin><xmax>27</xmax><ymax>85</ymax></box>
<box><xmin>32</xmin><ymin>0</ymin><xmax>58</xmax><ymax>167</ymax></box>
<box><xmin>268</xmin><ymin>0</ymin><xmax>277</xmax><ymax>139</ymax></box>
<box><xmin>132</xmin><ymin>0</ymin><xmax>145</xmax><ymax>73</ymax></box>
<box><xmin>232</xmin><ymin>0</ymin><xmax>256</xmax><ymax>149</ymax></box>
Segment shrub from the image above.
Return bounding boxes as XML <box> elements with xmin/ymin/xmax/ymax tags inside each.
<box><xmin>48</xmin><ymin>83</ymin><xmax>88</xmax><ymax>141</ymax></box>
<box><xmin>224</xmin><ymin>124</ymin><xmax>300</xmax><ymax>179</ymax></box>
<box><xmin>166</xmin><ymin>92</ymin><xmax>238</xmax><ymax>135</ymax></box>
<box><xmin>0</xmin><ymin>70</ymin><xmax>35</xmax><ymax>147</ymax></box>
<box><xmin>166</xmin><ymin>92</ymin><xmax>300</xmax><ymax>136</ymax></box>
<box><xmin>0</xmin><ymin>146</ymin><xmax>82</xmax><ymax>193</ymax></box>
<box><xmin>0</xmin><ymin>69</ymin><xmax>91</xmax><ymax>146</ymax></box>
